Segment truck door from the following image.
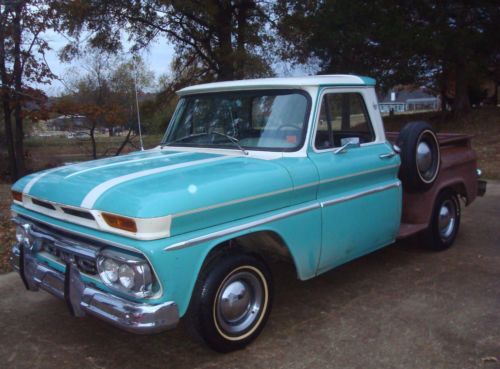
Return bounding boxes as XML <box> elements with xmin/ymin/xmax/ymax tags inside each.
<box><xmin>308</xmin><ymin>88</ymin><xmax>401</xmax><ymax>273</ymax></box>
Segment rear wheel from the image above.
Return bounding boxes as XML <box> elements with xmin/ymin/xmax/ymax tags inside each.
<box><xmin>186</xmin><ymin>253</ymin><xmax>273</xmax><ymax>352</ymax></box>
<box><xmin>421</xmin><ymin>190</ymin><xmax>461</xmax><ymax>251</ymax></box>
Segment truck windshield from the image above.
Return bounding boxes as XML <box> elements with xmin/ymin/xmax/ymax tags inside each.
<box><xmin>162</xmin><ymin>90</ymin><xmax>310</xmax><ymax>152</ymax></box>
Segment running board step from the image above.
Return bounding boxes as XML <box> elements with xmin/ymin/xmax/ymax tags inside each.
<box><xmin>397</xmin><ymin>223</ymin><xmax>428</xmax><ymax>240</ymax></box>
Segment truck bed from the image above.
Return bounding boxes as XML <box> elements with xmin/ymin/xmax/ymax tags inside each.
<box><xmin>385</xmin><ymin>131</ymin><xmax>478</xmax><ymax>239</ymax></box>
<box><xmin>385</xmin><ymin>132</ymin><xmax>475</xmax><ymax>147</ymax></box>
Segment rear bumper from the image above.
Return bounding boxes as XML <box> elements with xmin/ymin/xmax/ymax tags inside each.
<box><xmin>10</xmin><ymin>243</ymin><xmax>179</xmax><ymax>334</ymax></box>
<box><xmin>476</xmin><ymin>169</ymin><xmax>487</xmax><ymax>197</ymax></box>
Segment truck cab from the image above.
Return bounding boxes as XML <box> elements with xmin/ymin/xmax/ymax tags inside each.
<box><xmin>9</xmin><ymin>75</ymin><xmax>484</xmax><ymax>352</ymax></box>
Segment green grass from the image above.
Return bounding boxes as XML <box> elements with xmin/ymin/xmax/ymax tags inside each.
<box><xmin>20</xmin><ymin>134</ymin><xmax>164</xmax><ymax>172</ymax></box>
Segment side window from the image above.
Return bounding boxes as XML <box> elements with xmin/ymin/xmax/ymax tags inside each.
<box><xmin>315</xmin><ymin>93</ymin><xmax>375</xmax><ymax>150</ymax></box>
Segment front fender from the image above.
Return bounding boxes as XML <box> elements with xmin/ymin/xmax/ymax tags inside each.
<box><xmin>12</xmin><ymin>202</ymin><xmax>322</xmax><ymax>318</ymax></box>
<box><xmin>155</xmin><ymin>202</ymin><xmax>322</xmax><ymax>316</ymax></box>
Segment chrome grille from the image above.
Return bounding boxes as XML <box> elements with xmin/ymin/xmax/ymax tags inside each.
<box><xmin>41</xmin><ymin>244</ymin><xmax>98</xmax><ymax>275</ymax></box>
<box><xmin>14</xmin><ymin>217</ymin><xmax>101</xmax><ymax>276</ymax></box>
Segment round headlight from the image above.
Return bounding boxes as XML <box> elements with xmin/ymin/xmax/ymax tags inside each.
<box><xmin>118</xmin><ymin>264</ymin><xmax>135</xmax><ymax>289</ymax></box>
<box><xmin>100</xmin><ymin>258</ymin><xmax>119</xmax><ymax>283</ymax></box>
<box><xmin>16</xmin><ymin>225</ymin><xmax>32</xmax><ymax>248</ymax></box>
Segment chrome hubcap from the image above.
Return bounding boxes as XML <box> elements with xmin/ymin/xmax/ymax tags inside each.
<box><xmin>216</xmin><ymin>270</ymin><xmax>263</xmax><ymax>336</ymax></box>
<box><xmin>220</xmin><ymin>280</ymin><xmax>251</xmax><ymax>322</ymax></box>
<box><xmin>438</xmin><ymin>199</ymin><xmax>456</xmax><ymax>240</ymax></box>
<box><xmin>417</xmin><ymin>141</ymin><xmax>433</xmax><ymax>175</ymax></box>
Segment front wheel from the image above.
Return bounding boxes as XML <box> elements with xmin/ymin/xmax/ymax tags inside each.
<box><xmin>421</xmin><ymin>190</ymin><xmax>461</xmax><ymax>251</ymax></box>
<box><xmin>186</xmin><ymin>253</ymin><xmax>273</xmax><ymax>352</ymax></box>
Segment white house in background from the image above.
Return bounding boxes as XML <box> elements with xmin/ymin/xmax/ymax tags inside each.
<box><xmin>378</xmin><ymin>87</ymin><xmax>439</xmax><ymax>114</ymax></box>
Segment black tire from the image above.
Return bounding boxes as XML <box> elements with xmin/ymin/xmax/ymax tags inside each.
<box><xmin>420</xmin><ymin>189</ymin><xmax>461</xmax><ymax>251</ymax></box>
<box><xmin>397</xmin><ymin>121</ymin><xmax>441</xmax><ymax>192</ymax></box>
<box><xmin>185</xmin><ymin>253</ymin><xmax>273</xmax><ymax>352</ymax></box>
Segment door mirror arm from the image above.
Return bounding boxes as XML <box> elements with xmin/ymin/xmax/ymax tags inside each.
<box><xmin>333</xmin><ymin>141</ymin><xmax>360</xmax><ymax>155</ymax></box>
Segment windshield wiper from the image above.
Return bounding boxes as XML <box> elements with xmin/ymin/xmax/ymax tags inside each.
<box><xmin>162</xmin><ymin>131</ymin><xmax>248</xmax><ymax>156</ymax></box>
<box><xmin>211</xmin><ymin>131</ymin><xmax>248</xmax><ymax>156</ymax></box>
<box><xmin>161</xmin><ymin>133</ymin><xmax>207</xmax><ymax>148</ymax></box>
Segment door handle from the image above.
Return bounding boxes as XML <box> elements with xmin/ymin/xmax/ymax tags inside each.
<box><xmin>379</xmin><ymin>152</ymin><xmax>397</xmax><ymax>159</ymax></box>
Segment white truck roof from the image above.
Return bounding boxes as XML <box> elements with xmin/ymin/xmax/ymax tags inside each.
<box><xmin>177</xmin><ymin>74</ymin><xmax>376</xmax><ymax>96</ymax></box>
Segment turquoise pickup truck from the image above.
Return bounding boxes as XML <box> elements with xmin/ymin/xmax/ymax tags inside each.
<box><xmin>9</xmin><ymin>75</ymin><xmax>485</xmax><ymax>352</ymax></box>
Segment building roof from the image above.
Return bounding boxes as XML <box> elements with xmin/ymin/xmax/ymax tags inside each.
<box><xmin>177</xmin><ymin>75</ymin><xmax>376</xmax><ymax>95</ymax></box>
<box><xmin>379</xmin><ymin>88</ymin><xmax>437</xmax><ymax>104</ymax></box>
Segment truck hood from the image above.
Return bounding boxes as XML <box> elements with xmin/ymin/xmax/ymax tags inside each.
<box><xmin>13</xmin><ymin>149</ymin><xmax>294</xmax><ymax>237</ymax></box>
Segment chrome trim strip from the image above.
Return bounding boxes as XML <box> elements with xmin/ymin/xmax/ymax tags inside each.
<box><xmin>171</xmin><ymin>164</ymin><xmax>399</xmax><ymax>219</ymax></box>
<box><xmin>165</xmin><ymin>202</ymin><xmax>321</xmax><ymax>251</ymax></box>
<box><xmin>165</xmin><ymin>181</ymin><xmax>401</xmax><ymax>251</ymax></box>
<box><xmin>318</xmin><ymin>164</ymin><xmax>399</xmax><ymax>185</ymax></box>
<box><xmin>320</xmin><ymin>181</ymin><xmax>401</xmax><ymax>208</ymax></box>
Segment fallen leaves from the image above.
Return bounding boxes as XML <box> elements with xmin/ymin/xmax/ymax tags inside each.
<box><xmin>0</xmin><ymin>184</ymin><xmax>15</xmax><ymax>274</ymax></box>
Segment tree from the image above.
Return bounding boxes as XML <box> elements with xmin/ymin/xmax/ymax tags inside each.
<box><xmin>276</xmin><ymin>0</ymin><xmax>500</xmax><ymax>113</ymax></box>
<box><xmin>53</xmin><ymin>0</ymin><xmax>274</xmax><ymax>84</ymax></box>
<box><xmin>0</xmin><ymin>0</ymin><xmax>54</xmax><ymax>180</ymax></box>
<box><xmin>275</xmin><ymin>1</ymin><xmax>429</xmax><ymax>91</ymax></box>
<box><xmin>139</xmin><ymin>72</ymin><xmax>182</xmax><ymax>135</ymax></box>
<box><xmin>412</xmin><ymin>1</ymin><xmax>500</xmax><ymax>113</ymax></box>
<box><xmin>108</xmin><ymin>55</ymin><xmax>154</xmax><ymax>153</ymax></box>
<box><xmin>55</xmin><ymin>52</ymin><xmax>154</xmax><ymax>158</ymax></box>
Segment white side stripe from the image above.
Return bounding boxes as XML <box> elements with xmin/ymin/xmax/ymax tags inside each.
<box><xmin>22</xmin><ymin>149</ymin><xmax>159</xmax><ymax>194</ymax></box>
<box><xmin>80</xmin><ymin>156</ymin><xmax>232</xmax><ymax>209</ymax></box>
<box><xmin>64</xmin><ymin>152</ymin><xmax>192</xmax><ymax>179</ymax></box>
<box><xmin>23</xmin><ymin>167</ymin><xmax>64</xmax><ymax>194</ymax></box>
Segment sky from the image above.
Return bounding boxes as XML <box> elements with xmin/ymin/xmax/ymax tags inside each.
<box><xmin>39</xmin><ymin>31</ymin><xmax>314</xmax><ymax>96</ymax></box>
<box><xmin>40</xmin><ymin>30</ymin><xmax>176</xmax><ymax>96</ymax></box>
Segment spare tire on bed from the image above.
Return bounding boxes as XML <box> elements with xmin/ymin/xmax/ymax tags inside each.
<box><xmin>396</xmin><ymin>121</ymin><xmax>440</xmax><ymax>192</ymax></box>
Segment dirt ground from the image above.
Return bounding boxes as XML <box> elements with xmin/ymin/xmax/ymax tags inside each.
<box><xmin>0</xmin><ymin>182</ymin><xmax>498</xmax><ymax>369</ymax></box>
<box><xmin>0</xmin><ymin>184</ymin><xmax>14</xmax><ymax>273</ymax></box>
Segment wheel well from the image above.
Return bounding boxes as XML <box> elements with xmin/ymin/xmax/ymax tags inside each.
<box><xmin>201</xmin><ymin>231</ymin><xmax>298</xmax><ymax>277</ymax></box>
<box><xmin>448</xmin><ymin>182</ymin><xmax>468</xmax><ymax>203</ymax></box>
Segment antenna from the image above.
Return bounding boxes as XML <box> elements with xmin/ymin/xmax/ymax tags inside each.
<box><xmin>133</xmin><ymin>57</ymin><xmax>144</xmax><ymax>151</ymax></box>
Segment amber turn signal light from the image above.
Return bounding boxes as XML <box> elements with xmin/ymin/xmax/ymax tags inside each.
<box><xmin>101</xmin><ymin>213</ymin><xmax>137</xmax><ymax>233</ymax></box>
<box><xmin>12</xmin><ymin>190</ymin><xmax>22</xmax><ymax>202</ymax></box>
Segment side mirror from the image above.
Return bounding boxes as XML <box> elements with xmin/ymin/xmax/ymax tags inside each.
<box><xmin>333</xmin><ymin>141</ymin><xmax>360</xmax><ymax>155</ymax></box>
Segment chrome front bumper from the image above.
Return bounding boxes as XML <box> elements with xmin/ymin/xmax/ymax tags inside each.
<box><xmin>10</xmin><ymin>242</ymin><xmax>179</xmax><ymax>334</ymax></box>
